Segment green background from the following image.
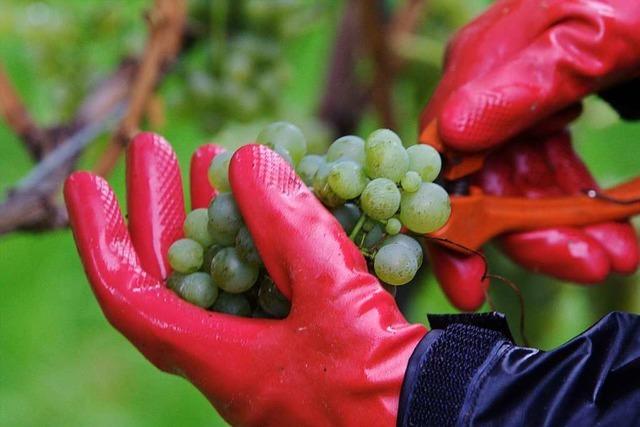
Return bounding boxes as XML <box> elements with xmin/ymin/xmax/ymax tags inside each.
<box><xmin>1</xmin><ymin>1</ymin><xmax>638</xmax><ymax>426</ymax></box>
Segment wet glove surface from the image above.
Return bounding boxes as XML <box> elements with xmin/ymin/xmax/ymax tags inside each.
<box><xmin>64</xmin><ymin>133</ymin><xmax>427</xmax><ymax>427</ymax></box>
<box><xmin>421</xmin><ymin>0</ymin><xmax>640</xmax><ymax>310</ymax></box>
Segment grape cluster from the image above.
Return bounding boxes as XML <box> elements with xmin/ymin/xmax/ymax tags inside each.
<box><xmin>167</xmin><ymin>193</ymin><xmax>290</xmax><ymax>318</ymax></box>
<box><xmin>182</xmin><ymin>0</ymin><xmax>314</xmax><ymax>131</ymax></box>
<box><xmin>299</xmin><ymin>128</ymin><xmax>450</xmax><ymax>286</ymax></box>
<box><xmin>166</xmin><ymin>122</ymin><xmax>450</xmax><ymax>316</ymax></box>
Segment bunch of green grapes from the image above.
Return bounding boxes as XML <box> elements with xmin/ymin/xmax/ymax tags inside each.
<box><xmin>166</xmin><ymin>122</ymin><xmax>451</xmax><ymax>317</ymax></box>
<box><xmin>300</xmin><ymin>127</ymin><xmax>450</xmax><ymax>286</ymax></box>
<box><xmin>182</xmin><ymin>0</ymin><xmax>315</xmax><ymax>131</ymax></box>
<box><xmin>166</xmin><ymin>194</ymin><xmax>290</xmax><ymax>318</ymax></box>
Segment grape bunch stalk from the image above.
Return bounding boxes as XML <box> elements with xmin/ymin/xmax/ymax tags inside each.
<box><xmin>166</xmin><ymin>122</ymin><xmax>451</xmax><ymax>318</ymax></box>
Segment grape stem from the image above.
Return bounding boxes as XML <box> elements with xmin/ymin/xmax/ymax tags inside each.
<box><xmin>360</xmin><ymin>250</ymin><xmax>375</xmax><ymax>260</ymax></box>
<box><xmin>349</xmin><ymin>213</ymin><xmax>368</xmax><ymax>241</ymax></box>
<box><xmin>358</xmin><ymin>232</ymin><xmax>366</xmax><ymax>248</ymax></box>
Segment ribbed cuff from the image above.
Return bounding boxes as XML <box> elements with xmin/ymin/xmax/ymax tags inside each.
<box><xmin>397</xmin><ymin>313</ymin><xmax>513</xmax><ymax>427</ymax></box>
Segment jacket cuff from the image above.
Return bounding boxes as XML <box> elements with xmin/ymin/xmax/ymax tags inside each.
<box><xmin>397</xmin><ymin>313</ymin><xmax>513</xmax><ymax>427</ymax></box>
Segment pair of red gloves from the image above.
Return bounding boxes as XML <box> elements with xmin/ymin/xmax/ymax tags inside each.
<box><xmin>425</xmin><ymin>0</ymin><xmax>640</xmax><ymax>310</ymax></box>
<box><xmin>65</xmin><ymin>1</ymin><xmax>640</xmax><ymax>425</ymax></box>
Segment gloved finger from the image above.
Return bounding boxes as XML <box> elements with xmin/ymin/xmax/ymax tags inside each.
<box><xmin>126</xmin><ymin>133</ymin><xmax>185</xmax><ymax>280</ymax></box>
<box><xmin>472</xmin><ymin>148</ymin><xmax>518</xmax><ymax>196</ymax></box>
<box><xmin>507</xmin><ymin>144</ymin><xmax>563</xmax><ymax>197</ymax></box>
<box><xmin>420</xmin><ymin>0</ymin><xmax>539</xmax><ymax>130</ymax></box>
<box><xmin>543</xmin><ymin>133</ymin><xmax>640</xmax><ymax>274</ymax></box>
<box><xmin>427</xmin><ymin>244</ymin><xmax>488</xmax><ymax>312</ymax></box>
<box><xmin>190</xmin><ymin>143</ymin><xmax>226</xmax><ymax>210</ymax></box>
<box><xmin>490</xmin><ymin>136</ymin><xmax>611</xmax><ymax>282</ymax></box>
<box><xmin>475</xmin><ymin>138</ymin><xmax>563</xmax><ymax>198</ymax></box>
<box><xmin>438</xmin><ymin>3</ymin><xmax>640</xmax><ymax>151</ymax></box>
<box><xmin>64</xmin><ymin>172</ymin><xmax>269</xmax><ymax>379</ymax></box>
<box><xmin>499</xmin><ymin>228</ymin><xmax>611</xmax><ymax>283</ymax></box>
<box><xmin>584</xmin><ymin>222</ymin><xmax>640</xmax><ymax>275</ymax></box>
<box><xmin>523</xmin><ymin>104</ymin><xmax>583</xmax><ymax>139</ymax></box>
<box><xmin>65</xmin><ymin>171</ymin><xmax>148</xmax><ymax>295</ymax></box>
<box><xmin>542</xmin><ymin>131</ymin><xmax>597</xmax><ymax>193</ymax></box>
<box><xmin>479</xmin><ymin>135</ymin><xmax>613</xmax><ymax>283</ymax></box>
<box><xmin>229</xmin><ymin>144</ymin><xmax>378</xmax><ymax>304</ymax></box>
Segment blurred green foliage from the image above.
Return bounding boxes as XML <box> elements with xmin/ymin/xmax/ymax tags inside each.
<box><xmin>0</xmin><ymin>1</ymin><xmax>638</xmax><ymax>426</ymax></box>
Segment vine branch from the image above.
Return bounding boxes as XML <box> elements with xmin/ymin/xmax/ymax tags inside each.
<box><xmin>0</xmin><ymin>63</ymin><xmax>49</xmax><ymax>159</ymax></box>
<box><xmin>0</xmin><ymin>0</ymin><xmax>187</xmax><ymax>235</ymax></box>
<box><xmin>94</xmin><ymin>0</ymin><xmax>187</xmax><ymax>177</ymax></box>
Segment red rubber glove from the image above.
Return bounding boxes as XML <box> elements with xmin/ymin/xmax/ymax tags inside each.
<box><xmin>64</xmin><ymin>133</ymin><xmax>426</xmax><ymax>426</ymax></box>
<box><xmin>422</xmin><ymin>0</ymin><xmax>640</xmax><ymax>310</ymax></box>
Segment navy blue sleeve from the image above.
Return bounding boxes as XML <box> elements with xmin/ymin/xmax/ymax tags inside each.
<box><xmin>398</xmin><ymin>312</ymin><xmax>640</xmax><ymax>427</ymax></box>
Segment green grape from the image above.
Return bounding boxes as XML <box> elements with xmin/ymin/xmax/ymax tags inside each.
<box><xmin>363</xmin><ymin>222</ymin><xmax>385</xmax><ymax>249</ymax></box>
<box><xmin>211</xmin><ymin>247</ymin><xmax>260</xmax><ymax>293</ymax></box>
<box><xmin>364</xmin><ymin>129</ymin><xmax>409</xmax><ymax>182</ymax></box>
<box><xmin>240</xmin><ymin>36</ymin><xmax>280</xmax><ymax>63</ymax></box>
<box><xmin>207</xmin><ymin>221</ymin><xmax>236</xmax><ymax>246</ymax></box>
<box><xmin>218</xmin><ymin>80</ymin><xmax>261</xmax><ymax>121</ymax></box>
<box><xmin>212</xmin><ymin>292</ymin><xmax>252</xmax><ymax>317</ymax></box>
<box><xmin>202</xmin><ymin>244</ymin><xmax>224</xmax><ymax>273</ymax></box>
<box><xmin>368</xmin><ymin>128</ymin><xmax>403</xmax><ymax>146</ymax></box>
<box><xmin>385</xmin><ymin>218</ymin><xmax>402</xmax><ymax>235</ymax></box>
<box><xmin>258</xmin><ymin>275</ymin><xmax>291</xmax><ymax>318</ymax></box>
<box><xmin>177</xmin><ymin>272</ymin><xmax>218</xmax><ymax>308</ymax></box>
<box><xmin>257</xmin><ymin>121</ymin><xmax>307</xmax><ymax>165</ymax></box>
<box><xmin>236</xmin><ymin>226</ymin><xmax>261</xmax><ymax>265</ymax></box>
<box><xmin>208</xmin><ymin>150</ymin><xmax>232</xmax><ymax>192</ymax></box>
<box><xmin>166</xmin><ymin>272</ymin><xmax>185</xmax><ymax>291</ymax></box>
<box><xmin>242</xmin><ymin>279</ymin><xmax>261</xmax><ymax>307</ymax></box>
<box><xmin>188</xmin><ymin>70</ymin><xmax>218</xmax><ymax>103</ymax></box>
<box><xmin>363</xmin><ymin>218</ymin><xmax>376</xmax><ymax>232</ymax></box>
<box><xmin>296</xmin><ymin>154</ymin><xmax>325</xmax><ymax>185</ymax></box>
<box><xmin>228</xmin><ymin>87</ymin><xmax>262</xmax><ymax>121</ymax></box>
<box><xmin>360</xmin><ymin>178</ymin><xmax>401</xmax><ymax>220</ymax></box>
<box><xmin>374</xmin><ymin>244</ymin><xmax>419</xmax><ymax>286</ymax></box>
<box><xmin>312</xmin><ymin>162</ymin><xmax>345</xmax><ymax>208</ymax></box>
<box><xmin>401</xmin><ymin>171</ymin><xmax>422</xmax><ymax>193</ymax></box>
<box><xmin>332</xmin><ymin>203</ymin><xmax>361</xmax><ymax>234</ymax></box>
<box><xmin>168</xmin><ymin>238</ymin><xmax>203</xmax><ymax>273</ymax></box>
<box><xmin>407</xmin><ymin>144</ymin><xmax>442</xmax><ymax>182</ymax></box>
<box><xmin>208</xmin><ymin>193</ymin><xmax>243</xmax><ymax>242</ymax></box>
<box><xmin>328</xmin><ymin>161</ymin><xmax>368</xmax><ymax>200</ymax></box>
<box><xmin>326</xmin><ymin>135</ymin><xmax>365</xmax><ymax>164</ymax></box>
<box><xmin>301</xmin><ymin>119</ymin><xmax>332</xmax><ymax>155</ymax></box>
<box><xmin>225</xmin><ymin>51</ymin><xmax>253</xmax><ymax>84</ymax></box>
<box><xmin>184</xmin><ymin>208</ymin><xmax>215</xmax><ymax>247</ymax></box>
<box><xmin>255</xmin><ymin>71</ymin><xmax>280</xmax><ymax>101</ymax></box>
<box><xmin>383</xmin><ymin>234</ymin><xmax>423</xmax><ymax>268</ymax></box>
<box><xmin>272</xmin><ymin>143</ymin><xmax>294</xmax><ymax>165</ymax></box>
<box><xmin>400</xmin><ymin>182</ymin><xmax>451</xmax><ymax>233</ymax></box>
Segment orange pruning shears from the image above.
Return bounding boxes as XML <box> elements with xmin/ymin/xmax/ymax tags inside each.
<box><xmin>421</xmin><ymin>121</ymin><xmax>640</xmax><ymax>252</ymax></box>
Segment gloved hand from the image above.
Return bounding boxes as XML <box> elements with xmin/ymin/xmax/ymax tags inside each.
<box><xmin>421</xmin><ymin>0</ymin><xmax>640</xmax><ymax>310</ymax></box>
<box><xmin>64</xmin><ymin>133</ymin><xmax>426</xmax><ymax>426</ymax></box>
